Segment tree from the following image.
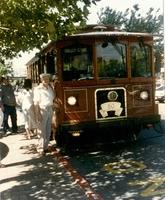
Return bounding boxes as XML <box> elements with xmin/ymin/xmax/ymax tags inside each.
<box><xmin>0</xmin><ymin>62</ymin><xmax>14</xmax><ymax>77</ymax></box>
<box><xmin>98</xmin><ymin>4</ymin><xmax>163</xmax><ymax>34</ymax></box>
<box><xmin>97</xmin><ymin>4</ymin><xmax>163</xmax><ymax>72</ymax></box>
<box><xmin>0</xmin><ymin>0</ymin><xmax>100</xmax><ymax>60</ymax></box>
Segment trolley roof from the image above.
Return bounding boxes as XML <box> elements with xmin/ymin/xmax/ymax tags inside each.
<box><xmin>72</xmin><ymin>31</ymin><xmax>152</xmax><ymax>37</ymax></box>
<box><xmin>26</xmin><ymin>25</ymin><xmax>153</xmax><ymax>66</ymax></box>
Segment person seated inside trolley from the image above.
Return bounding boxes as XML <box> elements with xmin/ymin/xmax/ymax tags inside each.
<box><xmin>98</xmin><ymin>58</ymin><xmax>127</xmax><ymax>78</ymax></box>
<box><xmin>64</xmin><ymin>56</ymin><xmax>93</xmax><ymax>80</ymax></box>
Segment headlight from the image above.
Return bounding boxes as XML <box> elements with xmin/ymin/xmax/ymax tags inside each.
<box><xmin>67</xmin><ymin>96</ymin><xmax>77</xmax><ymax>106</ymax></box>
<box><xmin>140</xmin><ymin>91</ymin><xmax>149</xmax><ymax>100</ymax></box>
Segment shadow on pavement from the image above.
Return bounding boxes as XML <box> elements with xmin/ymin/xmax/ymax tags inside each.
<box><xmin>0</xmin><ymin>151</ymin><xmax>88</xmax><ymax>200</ymax></box>
<box><xmin>0</xmin><ymin>142</ymin><xmax>9</xmax><ymax>160</ymax></box>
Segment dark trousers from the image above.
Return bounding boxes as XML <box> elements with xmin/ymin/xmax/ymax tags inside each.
<box><xmin>3</xmin><ymin>105</ymin><xmax>18</xmax><ymax>133</ymax></box>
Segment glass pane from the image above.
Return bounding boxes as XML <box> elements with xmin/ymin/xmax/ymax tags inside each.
<box><xmin>62</xmin><ymin>45</ymin><xmax>93</xmax><ymax>81</ymax></box>
<box><xmin>131</xmin><ymin>43</ymin><xmax>152</xmax><ymax>77</ymax></box>
<box><xmin>96</xmin><ymin>42</ymin><xmax>127</xmax><ymax>79</ymax></box>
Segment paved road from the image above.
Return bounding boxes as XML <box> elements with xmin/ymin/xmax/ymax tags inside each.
<box><xmin>65</xmin><ymin>103</ymin><xmax>165</xmax><ymax>199</ymax></box>
<box><xmin>67</xmin><ymin>132</ymin><xmax>165</xmax><ymax>199</ymax></box>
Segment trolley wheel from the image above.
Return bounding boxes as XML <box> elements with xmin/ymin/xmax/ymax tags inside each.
<box><xmin>153</xmin><ymin>121</ymin><xmax>165</xmax><ymax>134</ymax></box>
<box><xmin>127</xmin><ymin>126</ymin><xmax>141</xmax><ymax>142</ymax></box>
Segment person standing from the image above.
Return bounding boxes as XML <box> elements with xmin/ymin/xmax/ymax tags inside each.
<box><xmin>0</xmin><ymin>77</ymin><xmax>4</xmax><ymax>131</ymax></box>
<box><xmin>1</xmin><ymin>76</ymin><xmax>18</xmax><ymax>134</ymax></box>
<box><xmin>20</xmin><ymin>79</ymin><xmax>36</xmax><ymax>139</ymax></box>
<box><xmin>33</xmin><ymin>73</ymin><xmax>55</xmax><ymax>155</ymax></box>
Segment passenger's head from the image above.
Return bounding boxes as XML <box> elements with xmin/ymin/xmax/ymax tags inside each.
<box><xmin>0</xmin><ymin>76</ymin><xmax>5</xmax><ymax>84</ymax></box>
<box><xmin>2</xmin><ymin>76</ymin><xmax>10</xmax><ymax>85</ymax></box>
<box><xmin>40</xmin><ymin>73</ymin><xmax>51</xmax><ymax>85</ymax></box>
<box><xmin>23</xmin><ymin>79</ymin><xmax>32</xmax><ymax>90</ymax></box>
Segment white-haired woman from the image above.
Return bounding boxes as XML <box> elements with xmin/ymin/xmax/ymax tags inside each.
<box><xmin>33</xmin><ymin>73</ymin><xmax>55</xmax><ymax>155</ymax></box>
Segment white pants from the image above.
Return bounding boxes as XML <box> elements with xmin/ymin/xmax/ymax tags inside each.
<box><xmin>38</xmin><ymin>106</ymin><xmax>53</xmax><ymax>150</ymax></box>
<box><xmin>22</xmin><ymin>105</ymin><xmax>36</xmax><ymax>129</ymax></box>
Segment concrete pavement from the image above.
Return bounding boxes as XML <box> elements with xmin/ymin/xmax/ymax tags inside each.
<box><xmin>0</xmin><ymin>110</ymin><xmax>92</xmax><ymax>200</ymax></box>
<box><xmin>0</xmin><ymin>130</ymin><xmax>95</xmax><ymax>200</ymax></box>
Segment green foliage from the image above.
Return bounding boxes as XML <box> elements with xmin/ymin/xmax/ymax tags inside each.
<box><xmin>98</xmin><ymin>4</ymin><xmax>163</xmax><ymax>34</ymax></box>
<box><xmin>0</xmin><ymin>62</ymin><xmax>14</xmax><ymax>77</ymax></box>
<box><xmin>0</xmin><ymin>0</ymin><xmax>100</xmax><ymax>60</ymax></box>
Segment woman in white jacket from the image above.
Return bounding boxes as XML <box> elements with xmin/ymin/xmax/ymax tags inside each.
<box><xmin>21</xmin><ymin>79</ymin><xmax>36</xmax><ymax>139</ymax></box>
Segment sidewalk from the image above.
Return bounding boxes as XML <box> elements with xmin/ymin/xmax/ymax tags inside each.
<box><xmin>0</xmin><ymin>110</ymin><xmax>88</xmax><ymax>200</ymax></box>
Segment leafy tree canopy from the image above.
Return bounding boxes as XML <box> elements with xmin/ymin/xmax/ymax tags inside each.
<box><xmin>0</xmin><ymin>0</ymin><xmax>100</xmax><ymax>61</ymax></box>
<box><xmin>98</xmin><ymin>4</ymin><xmax>163</xmax><ymax>34</ymax></box>
<box><xmin>0</xmin><ymin>62</ymin><xmax>13</xmax><ymax>77</ymax></box>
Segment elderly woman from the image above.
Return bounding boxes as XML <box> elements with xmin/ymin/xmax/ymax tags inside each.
<box><xmin>33</xmin><ymin>73</ymin><xmax>55</xmax><ymax>155</ymax></box>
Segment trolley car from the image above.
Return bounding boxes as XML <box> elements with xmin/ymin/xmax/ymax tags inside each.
<box><xmin>26</xmin><ymin>25</ymin><xmax>160</xmax><ymax>148</ymax></box>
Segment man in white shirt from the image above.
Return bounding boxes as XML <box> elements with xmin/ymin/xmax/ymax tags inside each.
<box><xmin>33</xmin><ymin>73</ymin><xmax>55</xmax><ymax>155</ymax></box>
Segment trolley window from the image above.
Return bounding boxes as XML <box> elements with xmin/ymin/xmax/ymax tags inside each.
<box><xmin>131</xmin><ymin>43</ymin><xmax>152</xmax><ymax>77</ymax></box>
<box><xmin>62</xmin><ymin>44</ymin><xmax>93</xmax><ymax>81</ymax></box>
<box><xmin>96</xmin><ymin>42</ymin><xmax>127</xmax><ymax>79</ymax></box>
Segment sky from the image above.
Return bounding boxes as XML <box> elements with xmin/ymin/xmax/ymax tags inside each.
<box><xmin>12</xmin><ymin>0</ymin><xmax>164</xmax><ymax>76</ymax></box>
